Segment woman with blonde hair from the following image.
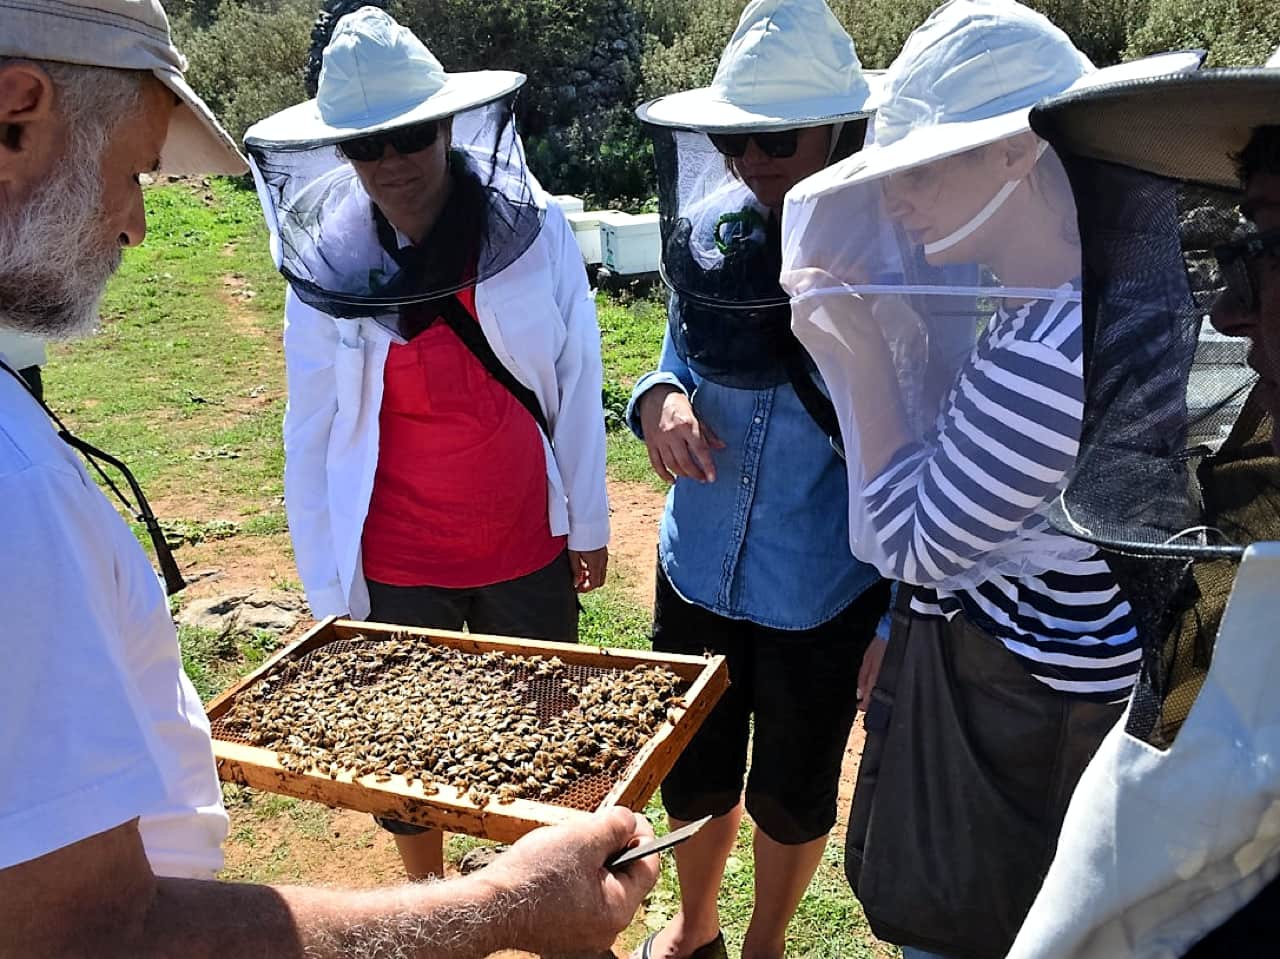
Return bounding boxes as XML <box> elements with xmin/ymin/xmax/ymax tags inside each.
<box><xmin>782</xmin><ymin>2</ymin><xmax>1200</xmax><ymax>956</ymax></box>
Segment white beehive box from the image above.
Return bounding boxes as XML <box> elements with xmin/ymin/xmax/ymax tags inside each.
<box><xmin>565</xmin><ymin>210</ymin><xmax>631</xmax><ymax>266</ymax></box>
<box><xmin>552</xmin><ymin>194</ymin><xmax>585</xmax><ymax>214</ymax></box>
<box><xmin>601</xmin><ymin>212</ymin><xmax>660</xmax><ymax>276</ymax></box>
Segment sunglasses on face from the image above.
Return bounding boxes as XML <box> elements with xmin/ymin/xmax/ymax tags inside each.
<box><xmin>707</xmin><ymin>129</ymin><xmax>800</xmax><ymax>159</ymax></box>
<box><xmin>1214</xmin><ymin>227</ymin><xmax>1280</xmax><ymax>314</ymax></box>
<box><xmin>338</xmin><ymin>120</ymin><xmax>441</xmax><ymax>162</ymax></box>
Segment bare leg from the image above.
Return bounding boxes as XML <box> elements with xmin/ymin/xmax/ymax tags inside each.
<box><xmin>392</xmin><ymin>828</ymin><xmax>445</xmax><ymax>881</ymax></box>
<box><xmin>641</xmin><ymin>805</ymin><xmax>743</xmax><ymax>958</ymax></box>
<box><xmin>740</xmin><ymin>829</ymin><xmax>829</xmax><ymax>959</ymax></box>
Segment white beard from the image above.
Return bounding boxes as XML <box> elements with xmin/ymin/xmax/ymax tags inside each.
<box><xmin>0</xmin><ymin>139</ymin><xmax>122</xmax><ymax>340</ymax></box>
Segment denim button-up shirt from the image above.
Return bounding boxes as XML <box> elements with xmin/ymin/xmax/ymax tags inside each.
<box><xmin>626</xmin><ymin>322</ymin><xmax>881</xmax><ymax>631</ymax></box>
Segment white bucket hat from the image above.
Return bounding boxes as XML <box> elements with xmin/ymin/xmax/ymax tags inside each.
<box><xmin>636</xmin><ymin>0</ymin><xmax>876</xmax><ymax>133</ymax></box>
<box><xmin>824</xmin><ymin>0</ymin><xmax>1203</xmax><ymax>190</ymax></box>
<box><xmin>0</xmin><ymin>0</ymin><xmax>245</xmax><ymax>176</ymax></box>
<box><xmin>245</xmin><ymin>6</ymin><xmax>525</xmax><ymax>150</ymax></box>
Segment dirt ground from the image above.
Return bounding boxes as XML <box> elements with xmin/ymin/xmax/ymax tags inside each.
<box><xmin>603</xmin><ymin>479</ymin><xmax>667</xmax><ymax>607</ymax></box>
<box><xmin>198</xmin><ymin>474</ymin><xmax>870</xmax><ymax>956</ymax></box>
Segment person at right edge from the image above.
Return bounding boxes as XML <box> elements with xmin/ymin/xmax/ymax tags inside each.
<box><xmin>625</xmin><ymin>1</ymin><xmax>890</xmax><ymax>956</ymax></box>
<box><xmin>1005</xmin><ymin>44</ymin><xmax>1280</xmax><ymax>959</ymax></box>
<box><xmin>780</xmin><ymin>2</ymin><xmax>1202</xmax><ymax>957</ymax></box>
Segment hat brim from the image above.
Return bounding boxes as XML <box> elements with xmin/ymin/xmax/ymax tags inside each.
<box><xmin>1030</xmin><ymin>68</ymin><xmax>1280</xmax><ymax>190</ymax></box>
<box><xmin>809</xmin><ymin>50</ymin><xmax>1206</xmax><ymax>195</ymax></box>
<box><xmin>156</xmin><ymin>68</ymin><xmax>248</xmax><ymax>176</ymax></box>
<box><xmin>244</xmin><ymin>71</ymin><xmax>525</xmax><ymax>151</ymax></box>
<box><xmin>636</xmin><ymin>72</ymin><xmax>882</xmax><ymax>133</ymax></box>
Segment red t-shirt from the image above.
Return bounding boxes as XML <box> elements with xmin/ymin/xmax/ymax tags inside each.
<box><xmin>361</xmin><ymin>288</ymin><xmax>566</xmax><ymax>588</ymax></box>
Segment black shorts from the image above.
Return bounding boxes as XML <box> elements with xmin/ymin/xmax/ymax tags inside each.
<box><xmin>653</xmin><ymin>566</ymin><xmax>889</xmax><ymax>845</ymax></box>
<box><xmin>365</xmin><ymin>548</ymin><xmax>579</xmax><ymax>642</ymax></box>
<box><xmin>367</xmin><ymin>549</ymin><xmax>579</xmax><ymax>836</ymax></box>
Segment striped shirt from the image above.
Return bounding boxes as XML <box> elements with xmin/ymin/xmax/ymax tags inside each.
<box><xmin>866</xmin><ymin>287</ymin><xmax>1140</xmax><ymax>702</ymax></box>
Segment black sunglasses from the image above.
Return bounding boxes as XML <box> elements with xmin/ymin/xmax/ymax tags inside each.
<box><xmin>0</xmin><ymin>361</ymin><xmax>186</xmax><ymax>596</ymax></box>
<box><xmin>707</xmin><ymin>129</ymin><xmax>799</xmax><ymax>159</ymax></box>
<box><xmin>1214</xmin><ymin>227</ymin><xmax>1280</xmax><ymax>314</ymax></box>
<box><xmin>338</xmin><ymin>119</ymin><xmax>441</xmax><ymax>162</ymax></box>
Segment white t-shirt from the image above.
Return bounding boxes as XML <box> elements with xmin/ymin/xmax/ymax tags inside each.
<box><xmin>0</xmin><ymin>371</ymin><xmax>227</xmax><ymax>877</ymax></box>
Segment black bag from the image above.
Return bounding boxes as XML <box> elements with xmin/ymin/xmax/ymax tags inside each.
<box><xmin>846</xmin><ymin>593</ymin><xmax>1122</xmax><ymax>959</ymax></box>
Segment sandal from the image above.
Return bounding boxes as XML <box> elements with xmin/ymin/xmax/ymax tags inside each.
<box><xmin>633</xmin><ymin>930</ymin><xmax>728</xmax><ymax>959</ymax></box>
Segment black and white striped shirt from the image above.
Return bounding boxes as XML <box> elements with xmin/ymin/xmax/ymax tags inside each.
<box><xmin>866</xmin><ymin>287</ymin><xmax>1140</xmax><ymax>702</ymax></box>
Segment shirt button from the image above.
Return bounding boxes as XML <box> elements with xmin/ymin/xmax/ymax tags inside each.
<box><xmin>753</xmin><ymin>416</ymin><xmax>762</xmax><ymax>424</ymax></box>
<box><xmin>741</xmin><ymin>475</ymin><xmax>750</xmax><ymax>485</ymax></box>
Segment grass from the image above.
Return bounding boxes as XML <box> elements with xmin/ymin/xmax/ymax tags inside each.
<box><xmin>177</xmin><ymin>622</ymin><xmax>283</xmax><ymax>702</ymax></box>
<box><xmin>597</xmin><ymin>289</ymin><xmax>670</xmax><ymax>384</ymax></box>
<box><xmin>40</xmin><ymin>180</ymin><xmax>885</xmax><ymax>956</ymax></box>
<box><xmin>49</xmin><ymin>180</ymin><xmax>285</xmax><ymax>497</ymax></box>
<box><xmin>581</xmin><ymin>577</ymin><xmax>655</xmax><ymax>651</ymax></box>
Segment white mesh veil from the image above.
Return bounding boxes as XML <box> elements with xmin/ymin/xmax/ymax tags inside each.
<box><xmin>246</xmin><ymin>95</ymin><xmax>544</xmax><ymax>331</ymax></box>
<box><xmin>781</xmin><ymin>136</ymin><xmax>1098</xmax><ymax>589</ymax></box>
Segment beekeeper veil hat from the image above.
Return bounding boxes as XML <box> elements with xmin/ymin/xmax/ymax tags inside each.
<box><xmin>634</xmin><ymin>0</ymin><xmax>878</xmax><ymax>389</ymax></box>
<box><xmin>780</xmin><ymin>0</ymin><xmax>1201</xmax><ymax>586</ymax></box>
<box><xmin>244</xmin><ymin>6</ymin><xmax>543</xmax><ymax>330</ymax></box>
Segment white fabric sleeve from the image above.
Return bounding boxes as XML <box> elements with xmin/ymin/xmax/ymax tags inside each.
<box><xmin>545</xmin><ymin>205</ymin><xmax>610</xmax><ymax>552</ymax></box>
<box><xmin>281</xmin><ymin>289</ymin><xmax>348</xmax><ymax>617</ymax></box>
<box><xmin>0</xmin><ymin>462</ymin><xmax>167</xmax><ymax>869</ymax></box>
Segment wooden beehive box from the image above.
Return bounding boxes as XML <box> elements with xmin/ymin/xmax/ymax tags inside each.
<box><xmin>206</xmin><ymin>617</ymin><xmax>728</xmax><ymax>843</ymax></box>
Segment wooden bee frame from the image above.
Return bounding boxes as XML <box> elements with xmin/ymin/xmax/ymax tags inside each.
<box><xmin>206</xmin><ymin>617</ymin><xmax>729</xmax><ymax>843</ymax></box>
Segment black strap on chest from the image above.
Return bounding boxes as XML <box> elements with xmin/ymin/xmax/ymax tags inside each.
<box><xmin>0</xmin><ymin>359</ymin><xmax>187</xmax><ymax>595</ymax></box>
<box><xmin>782</xmin><ymin>348</ymin><xmax>844</xmax><ymax>458</ymax></box>
<box><xmin>373</xmin><ymin>207</ymin><xmax>552</xmax><ymax>443</ymax></box>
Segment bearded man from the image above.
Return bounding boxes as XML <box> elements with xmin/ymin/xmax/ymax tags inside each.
<box><xmin>0</xmin><ymin>1</ymin><xmax>656</xmax><ymax>955</ymax></box>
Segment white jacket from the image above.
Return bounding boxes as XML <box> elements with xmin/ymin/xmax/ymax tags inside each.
<box><xmin>282</xmin><ymin>201</ymin><xmax>609</xmax><ymax>619</ymax></box>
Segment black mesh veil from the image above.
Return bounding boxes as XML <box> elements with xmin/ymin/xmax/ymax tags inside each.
<box><xmin>246</xmin><ymin>95</ymin><xmax>545</xmax><ymax>330</ymax></box>
<box><xmin>1040</xmin><ymin>159</ymin><xmax>1263</xmax><ymax>558</ymax></box>
<box><xmin>1030</xmin><ymin>85</ymin><xmax>1280</xmax><ymax>747</ymax></box>
<box><xmin>643</xmin><ymin>123</ymin><xmax>868</xmax><ymax>389</ymax></box>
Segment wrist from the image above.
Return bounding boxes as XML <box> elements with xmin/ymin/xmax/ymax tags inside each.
<box><xmin>458</xmin><ymin>869</ymin><xmax>529</xmax><ymax>953</ymax></box>
<box><xmin>641</xmin><ymin>382</ymin><xmax>679</xmax><ymax>416</ymax></box>
<box><xmin>402</xmin><ymin>872</ymin><xmax>522</xmax><ymax>958</ymax></box>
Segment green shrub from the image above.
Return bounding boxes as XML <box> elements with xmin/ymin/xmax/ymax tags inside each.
<box><xmin>1126</xmin><ymin>0</ymin><xmax>1280</xmax><ymax>66</ymax></box>
<box><xmin>387</xmin><ymin>0</ymin><xmax>624</xmax><ymax>134</ymax></box>
<box><xmin>638</xmin><ymin>0</ymin><xmax>744</xmax><ymax>98</ymax></box>
<box><xmin>173</xmin><ymin>0</ymin><xmax>1280</xmax><ymax>197</ymax></box>
<box><xmin>389</xmin><ymin>0</ymin><xmax>647</xmax><ymax>201</ymax></box>
<box><xmin>1026</xmin><ymin>0</ymin><xmax>1146</xmax><ymax>66</ymax></box>
<box><xmin>527</xmin><ymin>103</ymin><xmax>653</xmax><ymax>208</ymax></box>
<box><xmin>832</xmin><ymin>0</ymin><xmax>938</xmax><ymax>69</ymax></box>
<box><xmin>832</xmin><ymin>0</ymin><xmax>1141</xmax><ymax>69</ymax></box>
<box><xmin>174</xmin><ymin>0</ymin><xmax>313</xmax><ymax>144</ymax></box>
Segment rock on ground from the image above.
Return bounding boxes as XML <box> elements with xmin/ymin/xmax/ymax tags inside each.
<box><xmin>177</xmin><ymin>588</ymin><xmax>306</xmax><ymax>634</ymax></box>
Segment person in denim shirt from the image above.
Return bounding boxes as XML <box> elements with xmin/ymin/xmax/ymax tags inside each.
<box><xmin>625</xmin><ymin>3</ymin><xmax>889</xmax><ymax>958</ymax></box>
<box><xmin>628</xmin><ymin>328</ymin><xmax>878</xmax><ymax>630</ymax></box>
